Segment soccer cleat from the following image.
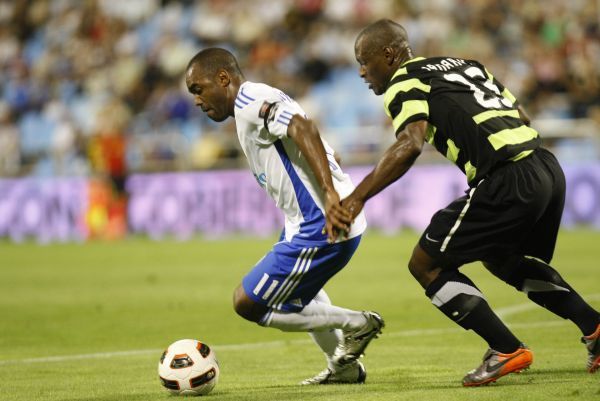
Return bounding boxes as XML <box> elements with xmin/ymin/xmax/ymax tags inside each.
<box><xmin>300</xmin><ymin>360</ymin><xmax>366</xmax><ymax>385</ymax></box>
<box><xmin>462</xmin><ymin>345</ymin><xmax>533</xmax><ymax>387</ymax></box>
<box><xmin>333</xmin><ymin>311</ymin><xmax>385</xmax><ymax>365</ymax></box>
<box><xmin>582</xmin><ymin>323</ymin><xmax>600</xmax><ymax>373</ymax></box>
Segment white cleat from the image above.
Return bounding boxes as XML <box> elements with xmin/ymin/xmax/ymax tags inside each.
<box><xmin>333</xmin><ymin>311</ymin><xmax>384</xmax><ymax>365</ymax></box>
<box><xmin>300</xmin><ymin>360</ymin><xmax>366</xmax><ymax>385</ymax></box>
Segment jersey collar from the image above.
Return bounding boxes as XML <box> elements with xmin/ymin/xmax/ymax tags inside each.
<box><xmin>400</xmin><ymin>56</ymin><xmax>426</xmax><ymax>67</ymax></box>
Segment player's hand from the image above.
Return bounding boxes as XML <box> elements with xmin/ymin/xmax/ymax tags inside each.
<box><xmin>341</xmin><ymin>193</ymin><xmax>364</xmax><ymax>222</ymax></box>
<box><xmin>323</xmin><ymin>190</ymin><xmax>352</xmax><ymax>243</ymax></box>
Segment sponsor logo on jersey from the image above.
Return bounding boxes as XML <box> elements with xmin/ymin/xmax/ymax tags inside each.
<box><xmin>254</xmin><ymin>172</ymin><xmax>267</xmax><ymax>188</ymax></box>
<box><xmin>258</xmin><ymin>101</ymin><xmax>272</xmax><ymax>118</ymax></box>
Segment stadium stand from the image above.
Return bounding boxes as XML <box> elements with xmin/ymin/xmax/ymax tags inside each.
<box><xmin>0</xmin><ymin>0</ymin><xmax>599</xmax><ymax>178</ymax></box>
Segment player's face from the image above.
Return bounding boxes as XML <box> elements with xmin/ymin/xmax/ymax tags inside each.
<box><xmin>185</xmin><ymin>66</ymin><xmax>230</xmax><ymax>122</ymax></box>
<box><xmin>355</xmin><ymin>39</ymin><xmax>389</xmax><ymax>96</ymax></box>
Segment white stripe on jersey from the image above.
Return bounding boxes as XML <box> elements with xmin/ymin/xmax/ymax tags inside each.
<box><xmin>272</xmin><ymin>247</ymin><xmax>318</xmax><ymax>310</ymax></box>
<box><xmin>440</xmin><ymin>182</ymin><xmax>481</xmax><ymax>252</ymax></box>
<box><xmin>267</xmin><ymin>247</ymin><xmax>309</xmax><ymax>307</ymax></box>
<box><xmin>270</xmin><ymin>248</ymin><xmax>315</xmax><ymax>311</ymax></box>
<box><xmin>267</xmin><ymin>247</ymin><xmax>317</xmax><ymax>309</ymax></box>
<box><xmin>234</xmin><ymin>81</ymin><xmax>367</xmax><ymax>242</ymax></box>
<box><xmin>252</xmin><ymin>273</ymin><xmax>269</xmax><ymax>296</ymax></box>
<box><xmin>261</xmin><ymin>279</ymin><xmax>279</xmax><ymax>300</ymax></box>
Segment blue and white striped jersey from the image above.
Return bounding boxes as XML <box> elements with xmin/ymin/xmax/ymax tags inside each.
<box><xmin>233</xmin><ymin>81</ymin><xmax>366</xmax><ymax>243</ymax></box>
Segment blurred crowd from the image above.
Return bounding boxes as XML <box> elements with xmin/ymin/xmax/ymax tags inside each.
<box><xmin>1</xmin><ymin>0</ymin><xmax>599</xmax><ymax>182</ymax></box>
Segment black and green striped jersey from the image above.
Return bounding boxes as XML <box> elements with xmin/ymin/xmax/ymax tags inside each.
<box><xmin>384</xmin><ymin>56</ymin><xmax>540</xmax><ymax>185</ymax></box>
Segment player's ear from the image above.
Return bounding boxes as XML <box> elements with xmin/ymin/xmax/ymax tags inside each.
<box><xmin>383</xmin><ymin>46</ymin><xmax>395</xmax><ymax>65</ymax></box>
<box><xmin>216</xmin><ymin>69</ymin><xmax>230</xmax><ymax>87</ymax></box>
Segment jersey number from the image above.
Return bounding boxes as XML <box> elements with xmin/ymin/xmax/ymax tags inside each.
<box><xmin>443</xmin><ymin>66</ymin><xmax>512</xmax><ymax>109</ymax></box>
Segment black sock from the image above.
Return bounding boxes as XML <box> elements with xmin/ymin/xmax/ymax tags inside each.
<box><xmin>426</xmin><ymin>270</ymin><xmax>521</xmax><ymax>353</ymax></box>
<box><xmin>507</xmin><ymin>258</ymin><xmax>600</xmax><ymax>335</ymax></box>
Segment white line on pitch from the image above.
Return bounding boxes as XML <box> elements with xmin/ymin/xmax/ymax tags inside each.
<box><xmin>1</xmin><ymin>293</ymin><xmax>598</xmax><ymax>366</ymax></box>
<box><xmin>0</xmin><ymin>319</ymin><xmax>575</xmax><ymax>366</ymax></box>
<box><xmin>496</xmin><ymin>293</ymin><xmax>600</xmax><ymax>319</ymax></box>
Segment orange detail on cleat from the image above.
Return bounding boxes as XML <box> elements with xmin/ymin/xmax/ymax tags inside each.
<box><xmin>583</xmin><ymin>324</ymin><xmax>600</xmax><ymax>373</ymax></box>
<box><xmin>462</xmin><ymin>346</ymin><xmax>533</xmax><ymax>387</ymax></box>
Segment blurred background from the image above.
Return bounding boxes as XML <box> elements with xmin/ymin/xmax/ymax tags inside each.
<box><xmin>1</xmin><ymin>0</ymin><xmax>599</xmax><ymax>242</ymax></box>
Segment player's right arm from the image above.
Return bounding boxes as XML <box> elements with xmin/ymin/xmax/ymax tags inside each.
<box><xmin>287</xmin><ymin>115</ymin><xmax>351</xmax><ymax>242</ymax></box>
<box><xmin>341</xmin><ymin>120</ymin><xmax>428</xmax><ymax>221</ymax></box>
<box><xmin>249</xmin><ymin>91</ymin><xmax>351</xmax><ymax>242</ymax></box>
<box><xmin>517</xmin><ymin>105</ymin><xmax>531</xmax><ymax>126</ymax></box>
<box><xmin>337</xmin><ymin>68</ymin><xmax>430</xmax><ymax>226</ymax></box>
<box><xmin>485</xmin><ymin>65</ymin><xmax>530</xmax><ymax>126</ymax></box>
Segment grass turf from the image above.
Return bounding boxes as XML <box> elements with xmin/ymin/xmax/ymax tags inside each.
<box><xmin>0</xmin><ymin>230</ymin><xmax>599</xmax><ymax>400</ymax></box>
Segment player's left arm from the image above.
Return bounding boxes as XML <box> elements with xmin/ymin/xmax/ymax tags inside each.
<box><xmin>484</xmin><ymin>64</ymin><xmax>530</xmax><ymax>127</ymax></box>
<box><xmin>517</xmin><ymin>105</ymin><xmax>531</xmax><ymax>126</ymax></box>
<box><xmin>489</xmin><ymin>70</ymin><xmax>531</xmax><ymax>126</ymax></box>
<box><xmin>287</xmin><ymin>115</ymin><xmax>351</xmax><ymax>242</ymax></box>
<box><xmin>342</xmin><ymin>120</ymin><xmax>428</xmax><ymax>221</ymax></box>
<box><xmin>499</xmin><ymin>81</ymin><xmax>531</xmax><ymax>126</ymax></box>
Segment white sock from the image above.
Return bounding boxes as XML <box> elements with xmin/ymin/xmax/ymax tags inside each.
<box><xmin>259</xmin><ymin>295</ymin><xmax>366</xmax><ymax>332</ymax></box>
<box><xmin>310</xmin><ymin>328</ymin><xmax>342</xmax><ymax>371</ymax></box>
<box><xmin>307</xmin><ymin>290</ymin><xmax>344</xmax><ymax>371</ymax></box>
<box><xmin>260</xmin><ymin>290</ymin><xmax>362</xmax><ymax>371</ymax></box>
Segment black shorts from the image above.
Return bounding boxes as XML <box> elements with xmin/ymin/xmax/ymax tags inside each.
<box><xmin>419</xmin><ymin>148</ymin><xmax>566</xmax><ymax>268</ymax></box>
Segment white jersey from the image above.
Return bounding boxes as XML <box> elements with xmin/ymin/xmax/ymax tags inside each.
<box><xmin>233</xmin><ymin>81</ymin><xmax>367</xmax><ymax>243</ymax></box>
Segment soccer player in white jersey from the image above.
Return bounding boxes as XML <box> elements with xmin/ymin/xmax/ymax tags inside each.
<box><xmin>184</xmin><ymin>48</ymin><xmax>384</xmax><ymax>384</ymax></box>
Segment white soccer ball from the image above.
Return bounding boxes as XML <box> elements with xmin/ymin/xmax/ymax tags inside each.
<box><xmin>158</xmin><ymin>339</ymin><xmax>220</xmax><ymax>396</ymax></box>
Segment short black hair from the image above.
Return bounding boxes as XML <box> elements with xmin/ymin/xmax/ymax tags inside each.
<box><xmin>187</xmin><ymin>47</ymin><xmax>243</xmax><ymax>77</ymax></box>
<box><xmin>356</xmin><ymin>19</ymin><xmax>410</xmax><ymax>55</ymax></box>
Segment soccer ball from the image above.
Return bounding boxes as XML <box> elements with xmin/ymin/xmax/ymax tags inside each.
<box><xmin>158</xmin><ymin>339</ymin><xmax>220</xmax><ymax>396</ymax></box>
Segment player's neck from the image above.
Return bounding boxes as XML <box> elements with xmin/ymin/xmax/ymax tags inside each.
<box><xmin>227</xmin><ymin>77</ymin><xmax>246</xmax><ymax>117</ymax></box>
<box><xmin>398</xmin><ymin>48</ymin><xmax>414</xmax><ymax>67</ymax></box>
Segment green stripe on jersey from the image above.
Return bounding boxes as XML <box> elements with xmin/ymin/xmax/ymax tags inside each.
<box><xmin>392</xmin><ymin>100</ymin><xmax>429</xmax><ymax>132</ymax></box>
<box><xmin>390</xmin><ymin>67</ymin><xmax>408</xmax><ymax>82</ymax></box>
<box><xmin>384</xmin><ymin>79</ymin><xmax>431</xmax><ymax>112</ymax></box>
<box><xmin>426</xmin><ymin>124</ymin><xmax>437</xmax><ymax>144</ymax></box>
<box><xmin>502</xmin><ymin>88</ymin><xmax>517</xmax><ymax>104</ymax></box>
<box><xmin>485</xmin><ymin>67</ymin><xmax>517</xmax><ymax>105</ymax></box>
<box><xmin>446</xmin><ymin>139</ymin><xmax>460</xmax><ymax>162</ymax></box>
<box><xmin>464</xmin><ymin>161</ymin><xmax>477</xmax><ymax>182</ymax></box>
<box><xmin>509</xmin><ymin>149</ymin><xmax>534</xmax><ymax>162</ymax></box>
<box><xmin>472</xmin><ymin>109</ymin><xmax>520</xmax><ymax>124</ymax></box>
<box><xmin>393</xmin><ymin>57</ymin><xmax>426</xmax><ymax>78</ymax></box>
<box><xmin>403</xmin><ymin>57</ymin><xmax>426</xmax><ymax>65</ymax></box>
<box><xmin>487</xmin><ymin>125</ymin><xmax>539</xmax><ymax>150</ymax></box>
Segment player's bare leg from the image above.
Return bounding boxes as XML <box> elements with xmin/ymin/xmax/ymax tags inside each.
<box><xmin>232</xmin><ymin>285</ymin><xmax>381</xmax><ymax>384</ymax></box>
<box><xmin>233</xmin><ymin>284</ymin><xmax>370</xmax><ymax>331</ymax></box>
<box><xmin>408</xmin><ymin>244</ymin><xmax>531</xmax><ymax>386</ymax></box>
<box><xmin>233</xmin><ymin>284</ymin><xmax>269</xmax><ymax>322</ymax></box>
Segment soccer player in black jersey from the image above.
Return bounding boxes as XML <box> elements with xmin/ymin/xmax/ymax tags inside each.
<box><xmin>329</xmin><ymin>19</ymin><xmax>600</xmax><ymax>386</ymax></box>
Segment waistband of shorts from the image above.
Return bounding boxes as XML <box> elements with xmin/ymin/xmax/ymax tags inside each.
<box><xmin>486</xmin><ymin>147</ymin><xmax>543</xmax><ymax>177</ymax></box>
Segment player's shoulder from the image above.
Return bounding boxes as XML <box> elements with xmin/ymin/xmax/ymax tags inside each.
<box><xmin>235</xmin><ymin>81</ymin><xmax>306</xmax><ymax>130</ymax></box>
<box><xmin>235</xmin><ymin>82</ymin><xmax>260</xmax><ymax>110</ymax></box>
<box><xmin>237</xmin><ymin>82</ymin><xmax>283</xmax><ymax>105</ymax></box>
<box><xmin>233</xmin><ymin>82</ymin><xmax>267</xmax><ymax>121</ymax></box>
<box><xmin>402</xmin><ymin>56</ymin><xmax>476</xmax><ymax>74</ymax></box>
<box><xmin>235</xmin><ymin>82</ymin><xmax>287</xmax><ymax>117</ymax></box>
<box><xmin>388</xmin><ymin>57</ymin><xmax>430</xmax><ymax>85</ymax></box>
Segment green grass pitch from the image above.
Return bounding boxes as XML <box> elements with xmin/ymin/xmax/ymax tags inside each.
<box><xmin>1</xmin><ymin>230</ymin><xmax>599</xmax><ymax>401</ymax></box>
